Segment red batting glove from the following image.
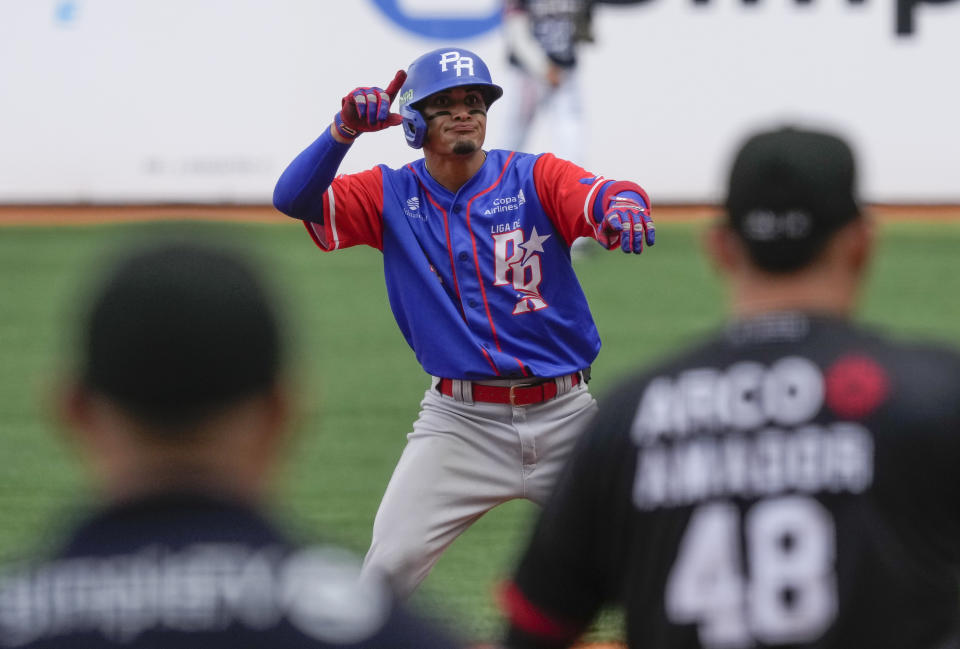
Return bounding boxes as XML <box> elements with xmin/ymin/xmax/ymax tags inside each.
<box><xmin>334</xmin><ymin>70</ymin><xmax>407</xmax><ymax>140</ymax></box>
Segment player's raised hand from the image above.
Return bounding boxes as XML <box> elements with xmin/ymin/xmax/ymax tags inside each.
<box><xmin>334</xmin><ymin>70</ymin><xmax>408</xmax><ymax>140</ymax></box>
<box><xmin>602</xmin><ymin>193</ymin><xmax>655</xmax><ymax>254</ymax></box>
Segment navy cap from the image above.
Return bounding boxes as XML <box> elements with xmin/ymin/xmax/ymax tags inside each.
<box><xmin>80</xmin><ymin>242</ymin><xmax>283</xmax><ymax>428</ymax></box>
<box><xmin>725</xmin><ymin>126</ymin><xmax>861</xmax><ymax>272</ymax></box>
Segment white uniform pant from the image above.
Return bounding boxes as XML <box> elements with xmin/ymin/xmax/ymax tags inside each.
<box><xmin>362</xmin><ymin>376</ymin><xmax>597</xmax><ymax>598</ymax></box>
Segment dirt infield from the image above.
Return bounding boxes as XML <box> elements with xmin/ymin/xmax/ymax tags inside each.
<box><xmin>0</xmin><ymin>204</ymin><xmax>958</xmax><ymax>226</ymax></box>
<box><xmin>0</xmin><ymin>204</ymin><xmax>280</xmax><ymax>226</ymax></box>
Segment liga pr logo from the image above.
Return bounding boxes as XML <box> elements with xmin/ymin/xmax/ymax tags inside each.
<box><xmin>825</xmin><ymin>354</ymin><xmax>890</xmax><ymax>419</ymax></box>
<box><xmin>493</xmin><ymin>226</ymin><xmax>551</xmax><ymax>315</ymax></box>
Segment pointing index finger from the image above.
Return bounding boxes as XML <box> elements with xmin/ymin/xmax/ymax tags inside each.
<box><xmin>384</xmin><ymin>70</ymin><xmax>407</xmax><ymax>102</ymax></box>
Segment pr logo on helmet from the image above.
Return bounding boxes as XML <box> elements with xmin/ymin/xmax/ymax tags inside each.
<box><xmin>439</xmin><ymin>51</ymin><xmax>474</xmax><ymax>77</ymax></box>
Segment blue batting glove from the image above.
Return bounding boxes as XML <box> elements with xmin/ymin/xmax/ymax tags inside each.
<box><xmin>334</xmin><ymin>70</ymin><xmax>407</xmax><ymax>139</ymax></box>
<box><xmin>602</xmin><ymin>195</ymin><xmax>655</xmax><ymax>254</ymax></box>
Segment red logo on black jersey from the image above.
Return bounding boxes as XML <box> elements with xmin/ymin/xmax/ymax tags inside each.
<box><xmin>825</xmin><ymin>354</ymin><xmax>889</xmax><ymax>419</ymax></box>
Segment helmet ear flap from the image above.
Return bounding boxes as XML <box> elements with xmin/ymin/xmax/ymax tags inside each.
<box><xmin>400</xmin><ymin>105</ymin><xmax>427</xmax><ymax>149</ymax></box>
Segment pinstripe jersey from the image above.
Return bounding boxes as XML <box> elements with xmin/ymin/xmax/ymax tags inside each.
<box><xmin>303</xmin><ymin>149</ymin><xmax>616</xmax><ymax>380</ymax></box>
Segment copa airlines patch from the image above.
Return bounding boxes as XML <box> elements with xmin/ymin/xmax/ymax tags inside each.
<box><xmin>483</xmin><ymin>189</ymin><xmax>525</xmax><ymax>215</ymax></box>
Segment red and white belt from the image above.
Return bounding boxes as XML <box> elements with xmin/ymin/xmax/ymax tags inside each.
<box><xmin>438</xmin><ymin>372</ymin><xmax>582</xmax><ymax>407</ymax></box>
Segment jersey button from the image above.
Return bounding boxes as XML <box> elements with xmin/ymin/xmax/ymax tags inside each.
<box><xmin>458</xmin><ymin>252</ymin><xmax>468</xmax><ymax>261</ymax></box>
<box><xmin>468</xmin><ymin>298</ymin><xmax>478</xmax><ymax>308</ymax></box>
<box><xmin>452</xmin><ymin>205</ymin><xmax>462</xmax><ymax>214</ymax></box>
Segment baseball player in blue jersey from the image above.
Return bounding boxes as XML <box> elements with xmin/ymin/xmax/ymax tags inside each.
<box><xmin>272</xmin><ymin>47</ymin><xmax>655</xmax><ymax>597</ymax></box>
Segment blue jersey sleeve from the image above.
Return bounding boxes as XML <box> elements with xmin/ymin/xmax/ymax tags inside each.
<box><xmin>273</xmin><ymin>128</ymin><xmax>352</xmax><ymax>224</ymax></box>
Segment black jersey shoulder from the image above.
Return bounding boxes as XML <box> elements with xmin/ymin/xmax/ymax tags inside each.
<box><xmin>595</xmin><ymin>313</ymin><xmax>960</xmax><ymax>442</ymax></box>
<box><xmin>0</xmin><ymin>493</ymin><xmax>461</xmax><ymax>649</ymax></box>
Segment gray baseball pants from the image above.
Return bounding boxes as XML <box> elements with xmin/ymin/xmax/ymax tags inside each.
<box><xmin>361</xmin><ymin>375</ymin><xmax>597</xmax><ymax>598</ymax></box>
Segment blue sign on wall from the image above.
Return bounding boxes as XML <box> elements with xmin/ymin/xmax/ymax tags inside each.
<box><xmin>370</xmin><ymin>0</ymin><xmax>502</xmax><ymax>39</ymax></box>
<box><xmin>54</xmin><ymin>1</ymin><xmax>79</xmax><ymax>25</ymax></box>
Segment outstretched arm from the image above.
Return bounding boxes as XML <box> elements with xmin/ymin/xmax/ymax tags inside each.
<box><xmin>597</xmin><ymin>181</ymin><xmax>655</xmax><ymax>254</ymax></box>
<box><xmin>532</xmin><ymin>154</ymin><xmax>655</xmax><ymax>254</ymax></box>
<box><xmin>272</xmin><ymin>70</ymin><xmax>406</xmax><ymax>223</ymax></box>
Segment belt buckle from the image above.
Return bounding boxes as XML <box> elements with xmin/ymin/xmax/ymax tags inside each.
<box><xmin>509</xmin><ymin>382</ymin><xmax>535</xmax><ymax>407</ymax></box>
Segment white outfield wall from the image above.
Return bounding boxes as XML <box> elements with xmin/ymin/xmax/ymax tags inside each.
<box><xmin>0</xmin><ymin>0</ymin><xmax>957</xmax><ymax>204</ymax></box>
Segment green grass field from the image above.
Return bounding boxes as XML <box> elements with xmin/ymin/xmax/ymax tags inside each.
<box><xmin>1</xmin><ymin>218</ymin><xmax>958</xmax><ymax>642</ymax></box>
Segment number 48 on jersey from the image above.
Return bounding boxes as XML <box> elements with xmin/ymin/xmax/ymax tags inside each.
<box><xmin>665</xmin><ymin>496</ymin><xmax>838</xmax><ymax>648</ymax></box>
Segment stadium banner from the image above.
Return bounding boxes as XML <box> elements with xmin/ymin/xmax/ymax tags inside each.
<box><xmin>0</xmin><ymin>0</ymin><xmax>957</xmax><ymax>203</ymax></box>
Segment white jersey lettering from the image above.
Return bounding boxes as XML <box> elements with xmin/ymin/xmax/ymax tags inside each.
<box><xmin>493</xmin><ymin>227</ymin><xmax>551</xmax><ymax>315</ymax></box>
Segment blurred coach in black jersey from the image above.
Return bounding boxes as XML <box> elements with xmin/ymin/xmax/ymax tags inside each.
<box><xmin>0</xmin><ymin>241</ymin><xmax>460</xmax><ymax>649</ymax></box>
<box><xmin>501</xmin><ymin>126</ymin><xmax>960</xmax><ymax>649</ymax></box>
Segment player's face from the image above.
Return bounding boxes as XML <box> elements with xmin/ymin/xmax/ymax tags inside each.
<box><xmin>421</xmin><ymin>87</ymin><xmax>487</xmax><ymax>156</ymax></box>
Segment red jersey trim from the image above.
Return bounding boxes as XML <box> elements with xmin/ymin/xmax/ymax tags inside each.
<box><xmin>409</xmin><ymin>164</ymin><xmax>500</xmax><ymax>377</ymax></box>
<box><xmin>300</xmin><ymin>185</ymin><xmax>345</xmax><ymax>251</ymax></box>
<box><xmin>581</xmin><ymin>175</ymin><xmax>606</xmax><ymax>239</ymax></box>
<box><xmin>327</xmin><ymin>186</ymin><xmax>340</xmax><ymax>249</ymax></box>
<box><xmin>465</xmin><ymin>152</ymin><xmax>515</xmax><ymax>356</ymax></box>
<box><xmin>500</xmin><ymin>581</ymin><xmax>581</xmax><ymax>642</ymax></box>
<box><xmin>532</xmin><ymin>154</ymin><xmax>611</xmax><ymax>247</ymax></box>
<box><xmin>480</xmin><ymin>347</ymin><xmax>500</xmax><ymax>377</ymax></box>
<box><xmin>410</xmin><ymin>166</ymin><xmax>467</xmax><ymax>321</ymax></box>
<box><xmin>514</xmin><ymin>357</ymin><xmax>530</xmax><ymax>377</ymax></box>
<box><xmin>304</xmin><ymin>219</ymin><xmax>325</xmax><ymax>250</ymax></box>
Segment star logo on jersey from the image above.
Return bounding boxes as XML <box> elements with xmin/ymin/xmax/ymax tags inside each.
<box><xmin>493</xmin><ymin>226</ymin><xmax>551</xmax><ymax>314</ymax></box>
<box><xmin>518</xmin><ymin>226</ymin><xmax>550</xmax><ymax>265</ymax></box>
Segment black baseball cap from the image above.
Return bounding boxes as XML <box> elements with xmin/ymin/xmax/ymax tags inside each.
<box><xmin>79</xmin><ymin>241</ymin><xmax>284</xmax><ymax>428</ymax></box>
<box><xmin>725</xmin><ymin>126</ymin><xmax>861</xmax><ymax>272</ymax></box>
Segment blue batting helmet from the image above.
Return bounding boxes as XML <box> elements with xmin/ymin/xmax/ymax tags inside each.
<box><xmin>397</xmin><ymin>47</ymin><xmax>503</xmax><ymax>149</ymax></box>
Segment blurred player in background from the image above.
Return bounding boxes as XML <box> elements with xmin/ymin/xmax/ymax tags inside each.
<box><xmin>501</xmin><ymin>0</ymin><xmax>593</xmax><ymax>165</ymax></box>
<box><xmin>502</xmin><ymin>126</ymin><xmax>960</xmax><ymax>649</ymax></box>
<box><xmin>272</xmin><ymin>46</ymin><xmax>654</xmax><ymax>598</ymax></box>
<box><xmin>0</xmin><ymin>242</ymin><xmax>460</xmax><ymax>649</ymax></box>
<box><xmin>501</xmin><ymin>0</ymin><xmax>609</xmax><ymax>259</ymax></box>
